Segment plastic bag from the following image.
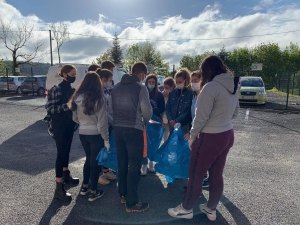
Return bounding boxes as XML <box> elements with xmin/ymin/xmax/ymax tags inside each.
<box><xmin>146</xmin><ymin>114</ymin><xmax>165</xmax><ymax>161</ymax></box>
<box><xmin>96</xmin><ymin>129</ymin><xmax>118</xmax><ymax>172</ymax></box>
<box><xmin>154</xmin><ymin>127</ymin><xmax>190</xmax><ymax>182</ymax></box>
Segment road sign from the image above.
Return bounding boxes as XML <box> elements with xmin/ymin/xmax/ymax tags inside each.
<box><xmin>251</xmin><ymin>63</ymin><xmax>263</xmax><ymax>71</ymax></box>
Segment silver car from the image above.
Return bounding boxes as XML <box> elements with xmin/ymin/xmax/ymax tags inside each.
<box><xmin>0</xmin><ymin>76</ymin><xmax>27</xmax><ymax>94</ymax></box>
<box><xmin>20</xmin><ymin>75</ymin><xmax>47</xmax><ymax>96</ymax></box>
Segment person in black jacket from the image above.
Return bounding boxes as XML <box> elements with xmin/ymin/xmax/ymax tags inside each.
<box><xmin>165</xmin><ymin>69</ymin><xmax>193</xmax><ymax>135</ymax></box>
<box><xmin>44</xmin><ymin>64</ymin><xmax>79</xmax><ymax>201</ymax></box>
<box><xmin>141</xmin><ymin>74</ymin><xmax>165</xmax><ymax>175</ymax></box>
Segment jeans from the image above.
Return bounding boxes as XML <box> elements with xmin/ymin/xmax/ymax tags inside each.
<box><xmin>79</xmin><ymin>134</ymin><xmax>104</xmax><ymax>191</ymax></box>
<box><xmin>114</xmin><ymin>127</ymin><xmax>144</xmax><ymax>207</ymax></box>
<box><xmin>55</xmin><ymin>132</ymin><xmax>73</xmax><ymax>178</ymax></box>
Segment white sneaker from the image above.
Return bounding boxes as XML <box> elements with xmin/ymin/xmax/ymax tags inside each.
<box><xmin>200</xmin><ymin>203</ymin><xmax>216</xmax><ymax>221</ymax></box>
<box><xmin>148</xmin><ymin>161</ymin><xmax>156</xmax><ymax>173</ymax></box>
<box><xmin>98</xmin><ymin>175</ymin><xmax>110</xmax><ymax>185</ymax></box>
<box><xmin>103</xmin><ymin>170</ymin><xmax>116</xmax><ymax>180</ymax></box>
<box><xmin>168</xmin><ymin>204</ymin><xmax>193</xmax><ymax>219</ymax></box>
<box><xmin>141</xmin><ymin>164</ymin><xmax>147</xmax><ymax>176</ymax></box>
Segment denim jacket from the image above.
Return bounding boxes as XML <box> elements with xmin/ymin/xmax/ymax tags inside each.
<box><xmin>165</xmin><ymin>88</ymin><xmax>193</xmax><ymax>127</ymax></box>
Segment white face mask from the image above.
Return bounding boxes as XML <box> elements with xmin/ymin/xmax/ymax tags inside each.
<box><xmin>191</xmin><ymin>82</ymin><xmax>200</xmax><ymax>91</ymax></box>
<box><xmin>176</xmin><ymin>83</ymin><xmax>185</xmax><ymax>89</ymax></box>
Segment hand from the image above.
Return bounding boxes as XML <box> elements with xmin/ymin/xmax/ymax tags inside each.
<box><xmin>188</xmin><ymin>139</ymin><xmax>194</xmax><ymax>150</ymax></box>
<box><xmin>184</xmin><ymin>133</ymin><xmax>190</xmax><ymax>141</ymax></box>
<box><xmin>104</xmin><ymin>140</ymin><xmax>110</xmax><ymax>152</ymax></box>
<box><xmin>169</xmin><ymin>120</ymin><xmax>176</xmax><ymax>127</ymax></box>
<box><xmin>162</xmin><ymin>90</ymin><xmax>169</xmax><ymax>98</ymax></box>
<box><xmin>174</xmin><ymin>123</ymin><xmax>181</xmax><ymax>129</ymax></box>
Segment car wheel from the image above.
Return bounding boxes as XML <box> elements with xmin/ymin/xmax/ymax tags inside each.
<box><xmin>37</xmin><ymin>88</ymin><xmax>45</xmax><ymax>96</ymax></box>
<box><xmin>16</xmin><ymin>87</ymin><xmax>22</xmax><ymax>94</ymax></box>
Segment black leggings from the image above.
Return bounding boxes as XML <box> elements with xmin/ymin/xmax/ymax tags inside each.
<box><xmin>80</xmin><ymin>134</ymin><xmax>104</xmax><ymax>191</ymax></box>
<box><xmin>55</xmin><ymin>132</ymin><xmax>74</xmax><ymax>178</ymax></box>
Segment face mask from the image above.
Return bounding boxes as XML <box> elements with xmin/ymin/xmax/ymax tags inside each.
<box><xmin>66</xmin><ymin>76</ymin><xmax>76</xmax><ymax>83</ymax></box>
<box><xmin>104</xmin><ymin>82</ymin><xmax>113</xmax><ymax>89</ymax></box>
<box><xmin>147</xmin><ymin>84</ymin><xmax>155</xmax><ymax>90</ymax></box>
<box><xmin>191</xmin><ymin>82</ymin><xmax>201</xmax><ymax>91</ymax></box>
<box><xmin>176</xmin><ymin>83</ymin><xmax>185</xmax><ymax>89</ymax></box>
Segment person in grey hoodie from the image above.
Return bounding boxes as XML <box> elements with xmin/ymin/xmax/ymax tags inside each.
<box><xmin>168</xmin><ymin>55</ymin><xmax>240</xmax><ymax>221</ymax></box>
<box><xmin>110</xmin><ymin>62</ymin><xmax>152</xmax><ymax>212</ymax></box>
<box><xmin>68</xmin><ymin>71</ymin><xmax>109</xmax><ymax>202</ymax></box>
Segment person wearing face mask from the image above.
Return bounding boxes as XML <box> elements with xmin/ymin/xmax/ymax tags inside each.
<box><xmin>162</xmin><ymin>77</ymin><xmax>175</xmax><ymax>141</ymax></box>
<box><xmin>165</xmin><ymin>69</ymin><xmax>194</xmax><ymax>135</ymax></box>
<box><xmin>95</xmin><ymin>68</ymin><xmax>117</xmax><ymax>185</ymax></box>
<box><xmin>141</xmin><ymin>74</ymin><xmax>165</xmax><ymax>175</ymax></box>
<box><xmin>43</xmin><ymin>64</ymin><xmax>79</xmax><ymax>201</ymax></box>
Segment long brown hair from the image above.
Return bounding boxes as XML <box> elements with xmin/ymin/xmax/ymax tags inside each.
<box><xmin>145</xmin><ymin>74</ymin><xmax>159</xmax><ymax>101</ymax></box>
<box><xmin>174</xmin><ymin>68</ymin><xmax>191</xmax><ymax>89</ymax></box>
<box><xmin>163</xmin><ymin>77</ymin><xmax>175</xmax><ymax>88</ymax></box>
<box><xmin>200</xmin><ymin>55</ymin><xmax>232</xmax><ymax>89</ymax></box>
<box><xmin>68</xmin><ymin>72</ymin><xmax>104</xmax><ymax>115</ymax></box>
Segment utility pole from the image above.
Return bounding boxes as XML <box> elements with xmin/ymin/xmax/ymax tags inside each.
<box><xmin>172</xmin><ymin>64</ymin><xmax>175</xmax><ymax>78</ymax></box>
<box><xmin>49</xmin><ymin>30</ymin><xmax>53</xmax><ymax>66</ymax></box>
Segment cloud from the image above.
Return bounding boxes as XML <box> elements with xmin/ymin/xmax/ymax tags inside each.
<box><xmin>0</xmin><ymin>0</ymin><xmax>300</xmax><ymax>68</ymax></box>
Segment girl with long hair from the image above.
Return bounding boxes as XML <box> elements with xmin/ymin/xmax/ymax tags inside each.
<box><xmin>168</xmin><ymin>55</ymin><xmax>240</xmax><ymax>221</ymax></box>
<box><xmin>68</xmin><ymin>71</ymin><xmax>109</xmax><ymax>202</ymax></box>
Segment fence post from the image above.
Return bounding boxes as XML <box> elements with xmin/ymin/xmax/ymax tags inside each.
<box><xmin>285</xmin><ymin>72</ymin><xmax>291</xmax><ymax>110</ymax></box>
<box><xmin>6</xmin><ymin>68</ymin><xmax>9</xmax><ymax>95</ymax></box>
<box><xmin>31</xmin><ymin>67</ymin><xmax>34</xmax><ymax>96</ymax></box>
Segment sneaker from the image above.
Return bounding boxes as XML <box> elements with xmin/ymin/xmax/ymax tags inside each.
<box><xmin>148</xmin><ymin>161</ymin><xmax>156</xmax><ymax>173</ymax></box>
<box><xmin>141</xmin><ymin>164</ymin><xmax>147</xmax><ymax>176</ymax></box>
<box><xmin>88</xmin><ymin>190</ymin><xmax>104</xmax><ymax>202</ymax></box>
<box><xmin>80</xmin><ymin>186</ymin><xmax>90</xmax><ymax>196</ymax></box>
<box><xmin>103</xmin><ymin>170</ymin><xmax>116</xmax><ymax>180</ymax></box>
<box><xmin>98</xmin><ymin>175</ymin><xmax>110</xmax><ymax>185</ymax></box>
<box><xmin>200</xmin><ymin>203</ymin><xmax>216</xmax><ymax>221</ymax></box>
<box><xmin>121</xmin><ymin>196</ymin><xmax>126</xmax><ymax>204</ymax></box>
<box><xmin>168</xmin><ymin>204</ymin><xmax>193</xmax><ymax>219</ymax></box>
<box><xmin>202</xmin><ymin>178</ymin><xmax>209</xmax><ymax>188</ymax></box>
<box><xmin>126</xmin><ymin>201</ymin><xmax>149</xmax><ymax>212</ymax></box>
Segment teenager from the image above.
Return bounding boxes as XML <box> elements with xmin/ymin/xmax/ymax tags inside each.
<box><xmin>44</xmin><ymin>64</ymin><xmax>79</xmax><ymax>201</ymax></box>
<box><xmin>110</xmin><ymin>62</ymin><xmax>152</xmax><ymax>212</ymax></box>
<box><xmin>168</xmin><ymin>55</ymin><xmax>240</xmax><ymax>221</ymax></box>
<box><xmin>161</xmin><ymin>77</ymin><xmax>175</xmax><ymax>141</ymax></box>
<box><xmin>68</xmin><ymin>71</ymin><xmax>109</xmax><ymax>202</ymax></box>
<box><xmin>141</xmin><ymin>74</ymin><xmax>165</xmax><ymax>175</ymax></box>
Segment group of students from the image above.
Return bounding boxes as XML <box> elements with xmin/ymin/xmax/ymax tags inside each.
<box><xmin>44</xmin><ymin>55</ymin><xmax>239</xmax><ymax>221</ymax></box>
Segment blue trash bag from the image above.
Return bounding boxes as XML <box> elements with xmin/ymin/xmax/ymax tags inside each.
<box><xmin>146</xmin><ymin>114</ymin><xmax>165</xmax><ymax>161</ymax></box>
<box><xmin>96</xmin><ymin>129</ymin><xmax>118</xmax><ymax>172</ymax></box>
<box><xmin>154</xmin><ymin>127</ymin><xmax>190</xmax><ymax>182</ymax></box>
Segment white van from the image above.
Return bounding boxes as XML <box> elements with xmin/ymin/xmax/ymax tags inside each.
<box><xmin>45</xmin><ymin>63</ymin><xmax>127</xmax><ymax>95</ymax></box>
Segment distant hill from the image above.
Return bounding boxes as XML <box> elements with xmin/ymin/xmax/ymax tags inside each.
<box><xmin>3</xmin><ymin>61</ymin><xmax>51</xmax><ymax>76</ymax></box>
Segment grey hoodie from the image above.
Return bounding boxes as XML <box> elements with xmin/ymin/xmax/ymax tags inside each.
<box><xmin>72</xmin><ymin>95</ymin><xmax>109</xmax><ymax>140</ymax></box>
<box><xmin>190</xmin><ymin>73</ymin><xmax>239</xmax><ymax>141</ymax></box>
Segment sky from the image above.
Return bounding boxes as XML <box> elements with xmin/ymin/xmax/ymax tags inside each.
<box><xmin>0</xmin><ymin>0</ymin><xmax>299</xmax><ymax>69</ymax></box>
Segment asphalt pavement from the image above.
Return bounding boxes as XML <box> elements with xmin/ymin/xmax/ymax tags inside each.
<box><xmin>0</xmin><ymin>95</ymin><xmax>299</xmax><ymax>225</ymax></box>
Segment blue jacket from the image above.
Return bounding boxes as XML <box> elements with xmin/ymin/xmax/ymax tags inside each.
<box><xmin>149</xmin><ymin>90</ymin><xmax>165</xmax><ymax>118</ymax></box>
<box><xmin>166</xmin><ymin>88</ymin><xmax>193</xmax><ymax>127</ymax></box>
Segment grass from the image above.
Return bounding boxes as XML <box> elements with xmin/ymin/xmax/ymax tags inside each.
<box><xmin>267</xmin><ymin>87</ymin><xmax>300</xmax><ymax>100</ymax></box>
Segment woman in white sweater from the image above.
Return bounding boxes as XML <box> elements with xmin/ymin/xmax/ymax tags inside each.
<box><xmin>68</xmin><ymin>71</ymin><xmax>109</xmax><ymax>202</ymax></box>
<box><xmin>168</xmin><ymin>55</ymin><xmax>240</xmax><ymax>221</ymax></box>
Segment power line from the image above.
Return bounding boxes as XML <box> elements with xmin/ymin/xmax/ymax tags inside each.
<box><xmin>0</xmin><ymin>29</ymin><xmax>300</xmax><ymax>41</ymax></box>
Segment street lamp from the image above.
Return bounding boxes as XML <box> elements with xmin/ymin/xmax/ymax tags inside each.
<box><xmin>49</xmin><ymin>30</ymin><xmax>54</xmax><ymax>66</ymax></box>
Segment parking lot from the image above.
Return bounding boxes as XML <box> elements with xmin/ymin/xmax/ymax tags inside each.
<box><xmin>0</xmin><ymin>94</ymin><xmax>300</xmax><ymax>225</ymax></box>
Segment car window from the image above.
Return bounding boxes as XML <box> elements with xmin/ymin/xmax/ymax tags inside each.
<box><xmin>39</xmin><ymin>77</ymin><xmax>47</xmax><ymax>82</ymax></box>
<box><xmin>18</xmin><ymin>77</ymin><xmax>26</xmax><ymax>82</ymax></box>
<box><xmin>24</xmin><ymin>77</ymin><xmax>37</xmax><ymax>82</ymax></box>
<box><xmin>241</xmin><ymin>78</ymin><xmax>264</xmax><ymax>87</ymax></box>
<box><xmin>0</xmin><ymin>77</ymin><xmax>13</xmax><ymax>82</ymax></box>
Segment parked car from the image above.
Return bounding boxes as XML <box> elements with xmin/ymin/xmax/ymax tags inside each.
<box><xmin>45</xmin><ymin>64</ymin><xmax>127</xmax><ymax>96</ymax></box>
<box><xmin>0</xmin><ymin>76</ymin><xmax>27</xmax><ymax>94</ymax></box>
<box><xmin>239</xmin><ymin>76</ymin><xmax>266</xmax><ymax>105</ymax></box>
<box><xmin>20</xmin><ymin>75</ymin><xmax>47</xmax><ymax>96</ymax></box>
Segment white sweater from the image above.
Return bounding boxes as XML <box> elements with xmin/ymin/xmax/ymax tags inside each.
<box><xmin>72</xmin><ymin>95</ymin><xmax>109</xmax><ymax>141</ymax></box>
<box><xmin>190</xmin><ymin>73</ymin><xmax>239</xmax><ymax>141</ymax></box>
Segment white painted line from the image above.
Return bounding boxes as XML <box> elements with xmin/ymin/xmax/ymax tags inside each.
<box><xmin>245</xmin><ymin>108</ymin><xmax>250</xmax><ymax>120</ymax></box>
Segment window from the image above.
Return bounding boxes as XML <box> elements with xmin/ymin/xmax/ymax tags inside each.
<box><xmin>39</xmin><ymin>77</ymin><xmax>47</xmax><ymax>82</ymax></box>
<box><xmin>18</xmin><ymin>77</ymin><xmax>26</xmax><ymax>82</ymax></box>
<box><xmin>24</xmin><ymin>77</ymin><xmax>37</xmax><ymax>82</ymax></box>
<box><xmin>0</xmin><ymin>77</ymin><xmax>13</xmax><ymax>82</ymax></box>
<box><xmin>241</xmin><ymin>78</ymin><xmax>264</xmax><ymax>87</ymax></box>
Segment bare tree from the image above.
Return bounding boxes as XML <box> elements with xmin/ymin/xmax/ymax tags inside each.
<box><xmin>0</xmin><ymin>19</ymin><xmax>44</xmax><ymax>74</ymax></box>
<box><xmin>50</xmin><ymin>22</ymin><xmax>70</xmax><ymax>63</ymax></box>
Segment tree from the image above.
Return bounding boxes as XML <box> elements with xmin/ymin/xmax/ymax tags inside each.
<box><xmin>0</xmin><ymin>19</ymin><xmax>44</xmax><ymax>75</ymax></box>
<box><xmin>94</xmin><ymin>49</ymin><xmax>113</xmax><ymax>65</ymax></box>
<box><xmin>50</xmin><ymin>22</ymin><xmax>71</xmax><ymax>63</ymax></box>
<box><xmin>0</xmin><ymin>59</ymin><xmax>8</xmax><ymax>75</ymax></box>
<box><xmin>111</xmin><ymin>33</ymin><xmax>123</xmax><ymax>65</ymax></box>
<box><xmin>179</xmin><ymin>54</ymin><xmax>202</xmax><ymax>71</ymax></box>
<box><xmin>123</xmin><ymin>42</ymin><xmax>169</xmax><ymax>75</ymax></box>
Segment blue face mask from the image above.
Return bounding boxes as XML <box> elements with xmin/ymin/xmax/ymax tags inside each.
<box><xmin>147</xmin><ymin>84</ymin><xmax>155</xmax><ymax>90</ymax></box>
<box><xmin>104</xmin><ymin>82</ymin><xmax>113</xmax><ymax>89</ymax></box>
